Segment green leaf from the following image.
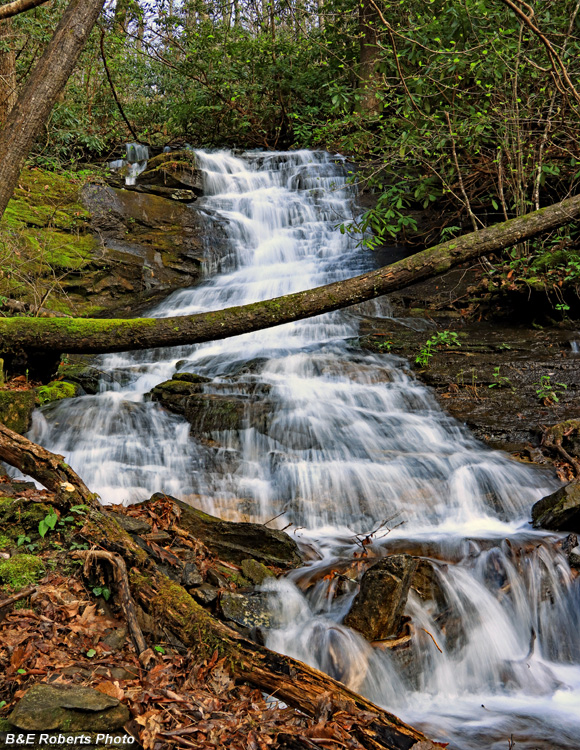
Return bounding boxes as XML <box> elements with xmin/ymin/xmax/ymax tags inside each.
<box><xmin>86</xmin><ymin>649</ymin><xmax>97</xmax><ymax>658</ymax></box>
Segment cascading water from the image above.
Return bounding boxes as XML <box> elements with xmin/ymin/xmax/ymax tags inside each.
<box><xmin>29</xmin><ymin>151</ymin><xmax>580</xmax><ymax>748</ymax></box>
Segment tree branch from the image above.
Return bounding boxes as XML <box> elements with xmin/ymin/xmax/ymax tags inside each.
<box><xmin>0</xmin><ymin>0</ymin><xmax>51</xmax><ymax>20</ymax></box>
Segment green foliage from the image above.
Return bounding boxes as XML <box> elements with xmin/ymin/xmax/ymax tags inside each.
<box><xmin>534</xmin><ymin>375</ymin><xmax>567</xmax><ymax>405</ymax></box>
<box><xmin>92</xmin><ymin>586</ymin><xmax>111</xmax><ymax>601</ymax></box>
<box><xmin>38</xmin><ymin>510</ymin><xmax>58</xmax><ymax>538</ymax></box>
<box><xmin>488</xmin><ymin>366</ymin><xmax>514</xmax><ymax>390</ymax></box>
<box><xmin>416</xmin><ymin>330</ymin><xmax>461</xmax><ymax>368</ymax></box>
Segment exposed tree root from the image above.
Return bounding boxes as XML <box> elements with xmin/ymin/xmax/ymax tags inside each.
<box><xmin>541</xmin><ymin>419</ymin><xmax>580</xmax><ymax>477</ymax></box>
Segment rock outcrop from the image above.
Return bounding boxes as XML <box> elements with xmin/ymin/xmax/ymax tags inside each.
<box><xmin>532</xmin><ymin>481</ymin><xmax>580</xmax><ymax>531</ymax></box>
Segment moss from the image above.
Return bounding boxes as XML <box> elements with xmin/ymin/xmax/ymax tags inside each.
<box><xmin>0</xmin><ymin>554</ymin><xmax>45</xmax><ymax>590</ymax></box>
<box><xmin>0</xmin><ymin>498</ymin><xmax>56</xmax><ymax>532</ymax></box>
<box><xmin>36</xmin><ymin>380</ymin><xmax>78</xmax><ymax>405</ymax></box>
<box><xmin>0</xmin><ymin>390</ymin><xmax>36</xmax><ymax>434</ymax></box>
<box><xmin>0</xmin><ymin>534</ymin><xmax>12</xmax><ymax>550</ymax></box>
<box><xmin>130</xmin><ymin>569</ymin><xmax>227</xmax><ymax>660</ymax></box>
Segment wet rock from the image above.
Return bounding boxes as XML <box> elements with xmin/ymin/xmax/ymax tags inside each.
<box><xmin>147</xmin><ymin>494</ymin><xmax>301</xmax><ymax>569</ymax></box>
<box><xmin>569</xmin><ymin>546</ymin><xmax>580</xmax><ymax>568</ymax></box>
<box><xmin>241</xmin><ymin>558</ymin><xmax>275</xmax><ymax>585</ymax></box>
<box><xmin>206</xmin><ymin>568</ymin><xmax>229</xmax><ymax>588</ymax></box>
<box><xmin>182</xmin><ymin>562</ymin><xmax>203</xmax><ymax>588</ymax></box>
<box><xmin>149</xmin><ymin>380</ymin><xmax>271</xmax><ymax>435</ymax></box>
<box><xmin>0</xmin><ymin>390</ymin><xmax>35</xmax><ymax>434</ymax></box>
<box><xmin>344</xmin><ymin>555</ymin><xmax>417</xmax><ymax>641</ymax></box>
<box><xmin>220</xmin><ymin>591</ymin><xmax>280</xmax><ymax>629</ymax></box>
<box><xmin>111</xmin><ymin>514</ymin><xmax>152</xmax><ymax>535</ymax></box>
<box><xmin>532</xmin><ymin>481</ymin><xmax>580</xmax><ymax>531</ymax></box>
<box><xmin>58</xmin><ymin>363</ymin><xmax>104</xmax><ymax>395</ymax></box>
<box><xmin>78</xmin><ymin>183</ymin><xmax>228</xmax><ymax>315</ymax></box>
<box><xmin>192</xmin><ymin>583</ymin><xmax>219</xmax><ymax>605</ymax></box>
<box><xmin>173</xmin><ymin>371</ymin><xmax>211</xmax><ymax>384</ymax></box>
<box><xmin>136</xmin><ymin>150</ymin><xmax>203</xmax><ymax>192</ymax></box>
<box><xmin>8</xmin><ymin>684</ymin><xmax>129</xmax><ymax>732</ymax></box>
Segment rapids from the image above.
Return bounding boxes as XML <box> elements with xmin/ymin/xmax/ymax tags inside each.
<box><xmin>28</xmin><ymin>150</ymin><xmax>580</xmax><ymax>749</ymax></box>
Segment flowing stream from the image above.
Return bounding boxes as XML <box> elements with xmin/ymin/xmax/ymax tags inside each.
<box><xmin>30</xmin><ymin>151</ymin><xmax>580</xmax><ymax>749</ymax></box>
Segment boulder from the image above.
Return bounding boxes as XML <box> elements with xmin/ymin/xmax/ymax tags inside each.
<box><xmin>344</xmin><ymin>555</ymin><xmax>417</xmax><ymax>641</ymax></box>
<box><xmin>149</xmin><ymin>378</ymin><xmax>271</xmax><ymax>435</ymax></box>
<box><xmin>135</xmin><ymin>150</ymin><xmax>203</xmax><ymax>193</ymax></box>
<box><xmin>8</xmin><ymin>684</ymin><xmax>129</xmax><ymax>732</ymax></box>
<box><xmin>532</xmin><ymin>481</ymin><xmax>580</xmax><ymax>532</ymax></box>
<box><xmin>220</xmin><ymin>591</ymin><xmax>280</xmax><ymax>629</ymax></box>
<box><xmin>149</xmin><ymin>494</ymin><xmax>301</xmax><ymax>569</ymax></box>
<box><xmin>241</xmin><ymin>558</ymin><xmax>275</xmax><ymax>585</ymax></box>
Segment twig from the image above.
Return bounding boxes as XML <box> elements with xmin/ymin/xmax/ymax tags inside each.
<box><xmin>420</xmin><ymin>627</ymin><xmax>443</xmax><ymax>654</ymax></box>
<box><xmin>0</xmin><ymin>584</ymin><xmax>37</xmax><ymax>622</ymax></box>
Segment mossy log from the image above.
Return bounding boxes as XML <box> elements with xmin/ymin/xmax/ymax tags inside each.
<box><xmin>0</xmin><ymin>426</ymin><xmax>443</xmax><ymax>750</ymax></box>
<box><xmin>2</xmin><ymin>194</ymin><xmax>580</xmax><ymax>356</ymax></box>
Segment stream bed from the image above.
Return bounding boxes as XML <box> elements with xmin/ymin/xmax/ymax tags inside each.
<box><xmin>30</xmin><ymin>151</ymin><xmax>580</xmax><ymax>749</ymax></box>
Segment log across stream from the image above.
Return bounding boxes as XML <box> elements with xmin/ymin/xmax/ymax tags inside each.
<box><xmin>18</xmin><ymin>151</ymin><xmax>580</xmax><ymax>749</ymax></box>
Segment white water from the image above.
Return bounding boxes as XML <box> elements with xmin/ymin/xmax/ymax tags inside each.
<box><xmin>30</xmin><ymin>151</ymin><xmax>580</xmax><ymax>748</ymax></box>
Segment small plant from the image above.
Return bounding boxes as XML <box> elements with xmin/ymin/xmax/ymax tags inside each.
<box><xmin>416</xmin><ymin>330</ymin><xmax>461</xmax><ymax>368</ymax></box>
<box><xmin>92</xmin><ymin>586</ymin><xmax>111</xmax><ymax>601</ymax></box>
<box><xmin>38</xmin><ymin>504</ymin><xmax>87</xmax><ymax>539</ymax></box>
<box><xmin>376</xmin><ymin>340</ymin><xmax>394</xmax><ymax>352</ymax></box>
<box><xmin>534</xmin><ymin>375</ymin><xmax>567</xmax><ymax>404</ymax></box>
<box><xmin>38</xmin><ymin>511</ymin><xmax>58</xmax><ymax>538</ymax></box>
<box><xmin>17</xmin><ymin>535</ymin><xmax>37</xmax><ymax>553</ymax></box>
<box><xmin>489</xmin><ymin>366</ymin><xmax>514</xmax><ymax>390</ymax></box>
<box><xmin>154</xmin><ymin>645</ymin><xmax>166</xmax><ymax>655</ymax></box>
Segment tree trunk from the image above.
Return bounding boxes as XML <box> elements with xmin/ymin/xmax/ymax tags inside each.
<box><xmin>1</xmin><ymin>194</ymin><xmax>580</xmax><ymax>357</ymax></box>
<box><xmin>358</xmin><ymin>0</ymin><xmax>381</xmax><ymax>116</ymax></box>
<box><xmin>0</xmin><ymin>18</ymin><xmax>17</xmax><ymax>124</ymax></box>
<box><xmin>0</xmin><ymin>422</ymin><xmax>443</xmax><ymax>750</ymax></box>
<box><xmin>0</xmin><ymin>0</ymin><xmax>105</xmax><ymax>220</ymax></box>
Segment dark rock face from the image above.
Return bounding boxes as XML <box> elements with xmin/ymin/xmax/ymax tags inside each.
<box><xmin>8</xmin><ymin>684</ymin><xmax>129</xmax><ymax>732</ymax></box>
<box><xmin>344</xmin><ymin>554</ymin><xmax>418</xmax><ymax>641</ymax></box>
<box><xmin>150</xmin><ymin>494</ymin><xmax>301</xmax><ymax>569</ymax></box>
<box><xmin>76</xmin><ymin>178</ymin><xmax>231</xmax><ymax>316</ymax></box>
<box><xmin>136</xmin><ymin>150</ymin><xmax>204</xmax><ymax>192</ymax></box>
<box><xmin>532</xmin><ymin>482</ymin><xmax>580</xmax><ymax>531</ymax></box>
<box><xmin>149</xmin><ymin>376</ymin><xmax>272</xmax><ymax>436</ymax></box>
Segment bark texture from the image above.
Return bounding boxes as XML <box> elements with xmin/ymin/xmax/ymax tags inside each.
<box><xmin>0</xmin><ymin>0</ymin><xmax>51</xmax><ymax>21</ymax></box>
<box><xmin>0</xmin><ymin>0</ymin><xmax>105</xmax><ymax>219</ymax></box>
<box><xmin>0</xmin><ymin>424</ymin><xmax>443</xmax><ymax>750</ymax></box>
<box><xmin>0</xmin><ymin>17</ymin><xmax>17</xmax><ymax>123</ymax></box>
<box><xmin>1</xmin><ymin>195</ymin><xmax>580</xmax><ymax>355</ymax></box>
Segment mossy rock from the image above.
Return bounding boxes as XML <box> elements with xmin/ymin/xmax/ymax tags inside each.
<box><xmin>36</xmin><ymin>380</ymin><xmax>80</xmax><ymax>405</ymax></box>
<box><xmin>148</xmin><ymin>494</ymin><xmax>302</xmax><ymax>569</ymax></box>
<box><xmin>0</xmin><ymin>390</ymin><xmax>36</xmax><ymax>433</ymax></box>
<box><xmin>0</xmin><ymin>554</ymin><xmax>45</xmax><ymax>590</ymax></box>
<box><xmin>8</xmin><ymin>684</ymin><xmax>129</xmax><ymax>732</ymax></box>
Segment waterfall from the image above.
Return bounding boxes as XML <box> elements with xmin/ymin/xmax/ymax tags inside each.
<box><xmin>28</xmin><ymin>150</ymin><xmax>580</xmax><ymax>749</ymax></box>
<box><xmin>109</xmin><ymin>142</ymin><xmax>149</xmax><ymax>186</ymax></box>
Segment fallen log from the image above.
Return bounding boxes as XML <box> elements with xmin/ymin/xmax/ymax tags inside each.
<box><xmin>0</xmin><ymin>423</ymin><xmax>444</xmax><ymax>749</ymax></box>
<box><xmin>2</xmin><ymin>194</ymin><xmax>580</xmax><ymax>356</ymax></box>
